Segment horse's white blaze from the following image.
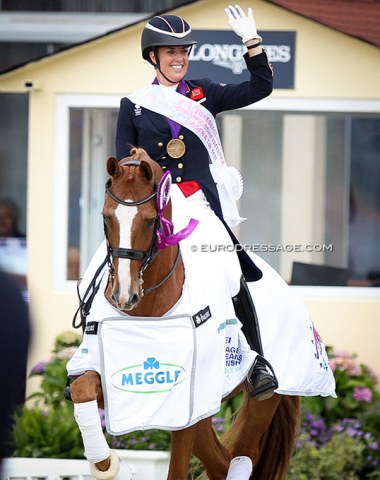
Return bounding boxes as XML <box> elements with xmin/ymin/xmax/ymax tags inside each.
<box><xmin>115</xmin><ymin>203</ymin><xmax>138</xmax><ymax>302</ymax></box>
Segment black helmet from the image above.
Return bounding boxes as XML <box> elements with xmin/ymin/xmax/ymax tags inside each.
<box><xmin>141</xmin><ymin>14</ymin><xmax>197</xmax><ymax>62</ymax></box>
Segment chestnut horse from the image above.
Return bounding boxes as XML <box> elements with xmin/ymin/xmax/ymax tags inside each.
<box><xmin>69</xmin><ymin>148</ymin><xmax>300</xmax><ymax>480</ymax></box>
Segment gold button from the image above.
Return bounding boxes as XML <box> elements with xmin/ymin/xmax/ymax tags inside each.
<box><xmin>161</xmin><ymin>156</ymin><xmax>166</xmax><ymax>160</ymax></box>
<box><xmin>162</xmin><ymin>166</ymin><xmax>167</xmax><ymax>170</ymax></box>
<box><xmin>176</xmin><ymin>176</ymin><xmax>182</xmax><ymax>183</ymax></box>
<box><xmin>178</xmin><ymin>163</ymin><xmax>184</xmax><ymax>169</ymax></box>
<box><xmin>179</xmin><ymin>135</ymin><xmax>184</xmax><ymax>140</ymax></box>
<box><xmin>158</xmin><ymin>142</ymin><xmax>163</xmax><ymax>147</ymax></box>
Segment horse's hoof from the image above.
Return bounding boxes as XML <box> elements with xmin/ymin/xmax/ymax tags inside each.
<box><xmin>115</xmin><ymin>459</ymin><xmax>133</xmax><ymax>480</ymax></box>
<box><xmin>90</xmin><ymin>450</ymin><xmax>133</xmax><ymax>479</ymax></box>
<box><xmin>63</xmin><ymin>385</ymin><xmax>72</xmax><ymax>402</ymax></box>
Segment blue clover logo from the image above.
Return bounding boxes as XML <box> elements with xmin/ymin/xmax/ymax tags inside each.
<box><xmin>143</xmin><ymin>357</ymin><xmax>160</xmax><ymax>370</ymax></box>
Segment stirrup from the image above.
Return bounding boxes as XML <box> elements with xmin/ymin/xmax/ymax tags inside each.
<box><xmin>245</xmin><ymin>355</ymin><xmax>278</xmax><ymax>401</ymax></box>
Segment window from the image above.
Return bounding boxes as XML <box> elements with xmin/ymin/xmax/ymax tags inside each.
<box><xmin>54</xmin><ymin>95</ymin><xmax>120</xmax><ymax>286</ymax></box>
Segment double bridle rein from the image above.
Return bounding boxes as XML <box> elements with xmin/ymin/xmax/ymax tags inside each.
<box><xmin>104</xmin><ymin>160</ymin><xmax>181</xmax><ymax>298</ymax></box>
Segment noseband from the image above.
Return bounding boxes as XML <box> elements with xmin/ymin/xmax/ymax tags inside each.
<box><xmin>104</xmin><ymin>159</ymin><xmax>180</xmax><ymax>297</ymax></box>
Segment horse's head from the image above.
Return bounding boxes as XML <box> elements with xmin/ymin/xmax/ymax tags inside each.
<box><xmin>103</xmin><ymin>148</ymin><xmax>170</xmax><ymax>311</ymax></box>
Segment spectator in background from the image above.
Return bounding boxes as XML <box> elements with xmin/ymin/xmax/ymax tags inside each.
<box><xmin>0</xmin><ymin>271</ymin><xmax>30</xmax><ymax>470</ymax></box>
<box><xmin>0</xmin><ymin>198</ymin><xmax>25</xmax><ymax>238</ymax></box>
<box><xmin>0</xmin><ymin>199</ymin><xmax>27</xmax><ymax>289</ymax></box>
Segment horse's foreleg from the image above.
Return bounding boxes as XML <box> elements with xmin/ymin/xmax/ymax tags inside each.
<box><xmin>167</xmin><ymin>425</ymin><xmax>197</xmax><ymax>480</ymax></box>
<box><xmin>70</xmin><ymin>371</ymin><xmax>132</xmax><ymax>479</ymax></box>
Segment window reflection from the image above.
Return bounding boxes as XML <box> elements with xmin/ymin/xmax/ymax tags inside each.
<box><xmin>67</xmin><ymin>107</ymin><xmax>118</xmax><ymax>280</ymax></box>
<box><xmin>228</xmin><ymin>111</ymin><xmax>380</xmax><ymax>286</ymax></box>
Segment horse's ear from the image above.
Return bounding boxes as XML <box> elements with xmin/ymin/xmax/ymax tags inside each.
<box><xmin>139</xmin><ymin>160</ymin><xmax>153</xmax><ymax>183</ymax></box>
<box><xmin>107</xmin><ymin>157</ymin><xmax>121</xmax><ymax>177</ymax></box>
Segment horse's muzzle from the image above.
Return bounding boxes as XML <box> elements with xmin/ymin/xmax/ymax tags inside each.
<box><xmin>113</xmin><ymin>291</ymin><xmax>140</xmax><ymax>311</ymax></box>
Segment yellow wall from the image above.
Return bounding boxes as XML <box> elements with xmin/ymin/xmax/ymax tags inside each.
<box><xmin>0</xmin><ymin>0</ymin><xmax>379</xmax><ymax>385</ymax></box>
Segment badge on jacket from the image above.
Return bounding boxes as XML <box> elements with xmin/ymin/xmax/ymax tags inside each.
<box><xmin>190</xmin><ymin>87</ymin><xmax>205</xmax><ymax>101</ymax></box>
<box><xmin>134</xmin><ymin>104</ymin><xmax>142</xmax><ymax>116</ymax></box>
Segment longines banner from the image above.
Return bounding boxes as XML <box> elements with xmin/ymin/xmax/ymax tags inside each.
<box><xmin>188</xmin><ymin>31</ymin><xmax>296</xmax><ymax>89</ymax></box>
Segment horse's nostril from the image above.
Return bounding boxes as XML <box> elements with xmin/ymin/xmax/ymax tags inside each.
<box><xmin>131</xmin><ymin>293</ymin><xmax>139</xmax><ymax>305</ymax></box>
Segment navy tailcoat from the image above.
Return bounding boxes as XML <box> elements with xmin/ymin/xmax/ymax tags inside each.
<box><xmin>116</xmin><ymin>51</ymin><xmax>273</xmax><ymax>281</ymax></box>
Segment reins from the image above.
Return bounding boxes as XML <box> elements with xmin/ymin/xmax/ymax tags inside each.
<box><xmin>72</xmin><ymin>253</ymin><xmax>110</xmax><ymax>331</ymax></box>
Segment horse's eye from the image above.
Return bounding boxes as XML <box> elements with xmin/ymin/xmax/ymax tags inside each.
<box><xmin>146</xmin><ymin>218</ymin><xmax>156</xmax><ymax>228</ymax></box>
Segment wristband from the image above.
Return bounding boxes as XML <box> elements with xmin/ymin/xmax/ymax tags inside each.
<box><xmin>247</xmin><ymin>41</ymin><xmax>262</xmax><ymax>50</ymax></box>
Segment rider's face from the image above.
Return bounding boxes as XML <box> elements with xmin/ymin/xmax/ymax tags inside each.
<box><xmin>150</xmin><ymin>46</ymin><xmax>190</xmax><ymax>85</ymax></box>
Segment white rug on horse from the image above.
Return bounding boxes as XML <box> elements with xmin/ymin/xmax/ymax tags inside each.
<box><xmin>67</xmin><ymin>184</ymin><xmax>336</xmax><ymax>434</ymax></box>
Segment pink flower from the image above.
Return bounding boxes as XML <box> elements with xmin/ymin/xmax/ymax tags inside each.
<box><xmin>333</xmin><ymin>356</ymin><xmax>361</xmax><ymax>376</ymax></box>
<box><xmin>353</xmin><ymin>386</ymin><xmax>372</xmax><ymax>403</ymax></box>
<box><xmin>333</xmin><ymin>349</ymin><xmax>353</xmax><ymax>359</ymax></box>
<box><xmin>345</xmin><ymin>359</ymin><xmax>362</xmax><ymax>377</ymax></box>
<box><xmin>368</xmin><ymin>366</ymin><xmax>379</xmax><ymax>382</ymax></box>
<box><xmin>329</xmin><ymin>359</ymin><xmax>337</xmax><ymax>372</ymax></box>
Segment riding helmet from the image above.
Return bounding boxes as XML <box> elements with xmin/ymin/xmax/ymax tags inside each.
<box><xmin>141</xmin><ymin>14</ymin><xmax>197</xmax><ymax>62</ymax></box>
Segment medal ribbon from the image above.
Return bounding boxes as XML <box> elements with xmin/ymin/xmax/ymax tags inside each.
<box><xmin>155</xmin><ymin>171</ymin><xmax>199</xmax><ymax>250</ymax></box>
<box><xmin>153</xmin><ymin>78</ymin><xmax>186</xmax><ymax>139</ymax></box>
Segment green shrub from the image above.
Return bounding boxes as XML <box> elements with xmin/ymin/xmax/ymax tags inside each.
<box><xmin>288</xmin><ymin>347</ymin><xmax>380</xmax><ymax>479</ymax></box>
<box><xmin>10</xmin><ymin>331</ymin><xmax>84</xmax><ymax>459</ymax></box>
<box><xmin>10</xmin><ymin>334</ymin><xmax>380</xmax><ymax>480</ymax></box>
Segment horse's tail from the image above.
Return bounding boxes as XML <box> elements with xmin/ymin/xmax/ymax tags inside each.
<box><xmin>221</xmin><ymin>393</ymin><xmax>301</xmax><ymax>480</ymax></box>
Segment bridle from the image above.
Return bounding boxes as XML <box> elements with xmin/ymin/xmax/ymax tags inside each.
<box><xmin>72</xmin><ymin>159</ymin><xmax>183</xmax><ymax>331</ymax></box>
<box><xmin>104</xmin><ymin>159</ymin><xmax>181</xmax><ymax>297</ymax></box>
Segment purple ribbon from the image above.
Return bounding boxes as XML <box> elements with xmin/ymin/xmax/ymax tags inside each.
<box><xmin>153</xmin><ymin>78</ymin><xmax>186</xmax><ymax>139</ymax></box>
<box><xmin>155</xmin><ymin>171</ymin><xmax>199</xmax><ymax>250</ymax></box>
<box><xmin>156</xmin><ymin>219</ymin><xmax>199</xmax><ymax>250</ymax></box>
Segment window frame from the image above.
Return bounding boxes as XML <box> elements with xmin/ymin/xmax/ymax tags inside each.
<box><xmin>53</xmin><ymin>93</ymin><xmax>380</xmax><ymax>299</ymax></box>
<box><xmin>53</xmin><ymin>94</ymin><xmax>120</xmax><ymax>290</ymax></box>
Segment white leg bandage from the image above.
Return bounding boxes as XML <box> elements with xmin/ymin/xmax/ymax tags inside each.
<box><xmin>89</xmin><ymin>450</ymin><xmax>122</xmax><ymax>480</ymax></box>
<box><xmin>226</xmin><ymin>456</ymin><xmax>253</xmax><ymax>480</ymax></box>
<box><xmin>74</xmin><ymin>400</ymin><xmax>110</xmax><ymax>463</ymax></box>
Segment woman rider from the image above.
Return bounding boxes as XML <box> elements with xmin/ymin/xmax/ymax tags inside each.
<box><xmin>115</xmin><ymin>5</ymin><xmax>278</xmax><ymax>401</ymax></box>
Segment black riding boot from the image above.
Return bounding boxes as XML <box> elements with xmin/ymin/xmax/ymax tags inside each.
<box><xmin>232</xmin><ymin>276</ymin><xmax>278</xmax><ymax>401</ymax></box>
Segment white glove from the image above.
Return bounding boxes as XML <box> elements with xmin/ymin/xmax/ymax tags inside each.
<box><xmin>225</xmin><ymin>4</ymin><xmax>262</xmax><ymax>43</ymax></box>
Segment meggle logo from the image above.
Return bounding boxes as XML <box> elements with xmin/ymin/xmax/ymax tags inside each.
<box><xmin>111</xmin><ymin>357</ymin><xmax>186</xmax><ymax>394</ymax></box>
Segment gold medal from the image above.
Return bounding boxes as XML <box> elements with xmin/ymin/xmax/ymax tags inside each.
<box><xmin>167</xmin><ymin>138</ymin><xmax>186</xmax><ymax>159</ymax></box>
